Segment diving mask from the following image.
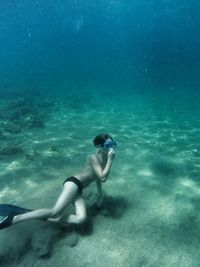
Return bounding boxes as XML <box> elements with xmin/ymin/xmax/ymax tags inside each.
<box><xmin>103</xmin><ymin>140</ymin><xmax>117</xmax><ymax>149</ymax></box>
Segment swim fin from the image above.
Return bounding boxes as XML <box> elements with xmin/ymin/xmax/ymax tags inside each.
<box><xmin>0</xmin><ymin>204</ymin><xmax>32</xmax><ymax>230</ymax></box>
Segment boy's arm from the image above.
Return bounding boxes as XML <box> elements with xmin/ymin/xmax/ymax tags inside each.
<box><xmin>91</xmin><ymin>148</ymin><xmax>115</xmax><ymax>182</ymax></box>
<box><xmin>96</xmin><ymin>179</ymin><xmax>103</xmax><ymax>207</ymax></box>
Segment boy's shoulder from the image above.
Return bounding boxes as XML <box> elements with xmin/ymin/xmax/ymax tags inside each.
<box><xmin>86</xmin><ymin>153</ymin><xmax>98</xmax><ymax>162</ymax></box>
<box><xmin>85</xmin><ymin>153</ymin><xmax>95</xmax><ymax>161</ymax></box>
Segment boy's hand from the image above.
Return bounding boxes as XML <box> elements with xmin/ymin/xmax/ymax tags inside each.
<box><xmin>108</xmin><ymin>148</ymin><xmax>115</xmax><ymax>159</ymax></box>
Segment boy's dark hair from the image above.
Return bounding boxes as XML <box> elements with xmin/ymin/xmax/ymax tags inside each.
<box><xmin>93</xmin><ymin>134</ymin><xmax>113</xmax><ymax>147</ymax></box>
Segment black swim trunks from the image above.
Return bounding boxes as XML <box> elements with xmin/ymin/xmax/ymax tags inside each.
<box><xmin>63</xmin><ymin>176</ymin><xmax>83</xmax><ymax>194</ymax></box>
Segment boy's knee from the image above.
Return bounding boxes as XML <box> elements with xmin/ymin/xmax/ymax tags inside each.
<box><xmin>51</xmin><ymin>208</ymin><xmax>61</xmax><ymax>218</ymax></box>
<box><xmin>76</xmin><ymin>214</ymin><xmax>87</xmax><ymax>224</ymax></box>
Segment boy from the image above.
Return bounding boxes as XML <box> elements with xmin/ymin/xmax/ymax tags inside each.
<box><xmin>0</xmin><ymin>134</ymin><xmax>116</xmax><ymax>229</ymax></box>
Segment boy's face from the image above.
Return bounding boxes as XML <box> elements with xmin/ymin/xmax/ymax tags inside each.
<box><xmin>102</xmin><ymin>139</ymin><xmax>117</xmax><ymax>152</ymax></box>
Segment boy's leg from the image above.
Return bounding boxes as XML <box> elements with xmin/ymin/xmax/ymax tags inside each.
<box><xmin>12</xmin><ymin>182</ymin><xmax>78</xmax><ymax>225</ymax></box>
<box><xmin>66</xmin><ymin>195</ymin><xmax>87</xmax><ymax>224</ymax></box>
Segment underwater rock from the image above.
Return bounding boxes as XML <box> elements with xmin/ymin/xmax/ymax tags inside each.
<box><xmin>4</xmin><ymin>121</ymin><xmax>21</xmax><ymax>133</ymax></box>
<box><xmin>0</xmin><ymin>144</ymin><xmax>23</xmax><ymax>155</ymax></box>
<box><xmin>20</xmin><ymin>115</ymin><xmax>44</xmax><ymax>128</ymax></box>
<box><xmin>8</xmin><ymin>110</ymin><xmax>21</xmax><ymax>122</ymax></box>
<box><xmin>8</xmin><ymin>98</ymin><xmax>32</xmax><ymax>109</ymax></box>
<box><xmin>8</xmin><ymin>104</ymin><xmax>34</xmax><ymax>121</ymax></box>
<box><xmin>19</xmin><ymin>105</ymin><xmax>35</xmax><ymax>116</ymax></box>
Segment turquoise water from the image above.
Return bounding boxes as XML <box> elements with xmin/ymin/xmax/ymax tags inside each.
<box><xmin>1</xmin><ymin>1</ymin><xmax>200</xmax><ymax>266</ymax></box>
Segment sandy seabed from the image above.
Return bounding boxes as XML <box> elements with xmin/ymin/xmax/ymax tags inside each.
<box><xmin>0</xmin><ymin>90</ymin><xmax>200</xmax><ymax>267</ymax></box>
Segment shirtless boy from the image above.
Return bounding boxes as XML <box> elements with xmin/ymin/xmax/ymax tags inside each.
<box><xmin>0</xmin><ymin>134</ymin><xmax>116</xmax><ymax>229</ymax></box>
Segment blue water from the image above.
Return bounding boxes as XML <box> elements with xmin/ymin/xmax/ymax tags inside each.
<box><xmin>1</xmin><ymin>1</ymin><xmax>200</xmax><ymax>266</ymax></box>
<box><xmin>1</xmin><ymin>0</ymin><xmax>200</xmax><ymax>94</ymax></box>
